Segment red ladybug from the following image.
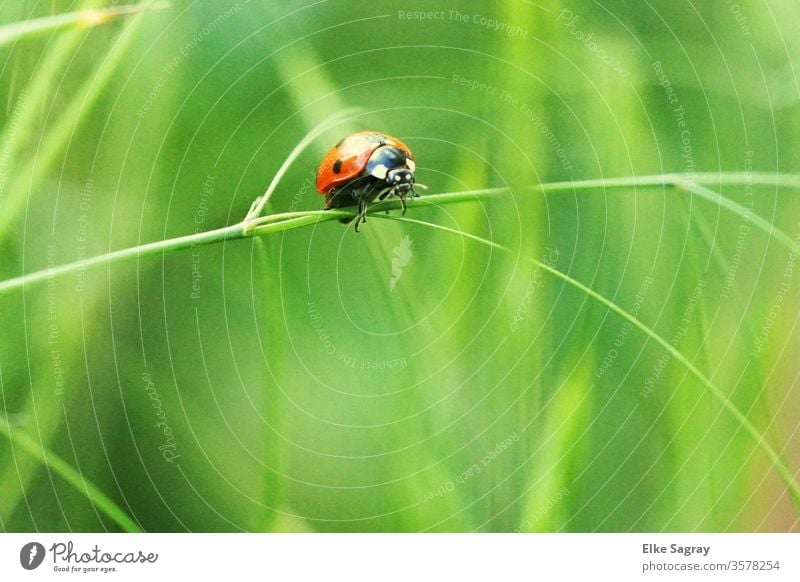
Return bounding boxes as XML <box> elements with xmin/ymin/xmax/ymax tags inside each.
<box><xmin>316</xmin><ymin>131</ymin><xmax>419</xmax><ymax>231</ymax></box>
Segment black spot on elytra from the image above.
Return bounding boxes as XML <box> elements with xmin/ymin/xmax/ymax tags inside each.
<box><xmin>333</xmin><ymin>159</ymin><xmax>343</xmax><ymax>174</ymax></box>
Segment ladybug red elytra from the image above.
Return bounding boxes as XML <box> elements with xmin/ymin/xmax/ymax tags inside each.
<box><xmin>316</xmin><ymin>131</ymin><xmax>420</xmax><ymax>231</ymax></box>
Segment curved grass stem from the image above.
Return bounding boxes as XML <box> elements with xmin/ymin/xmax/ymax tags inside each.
<box><xmin>244</xmin><ymin>108</ymin><xmax>363</xmax><ymax>221</ymax></box>
<box><xmin>373</xmin><ymin>213</ymin><xmax>800</xmax><ymax>509</ymax></box>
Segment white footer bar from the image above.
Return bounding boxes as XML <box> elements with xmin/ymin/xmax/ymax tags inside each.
<box><xmin>1</xmin><ymin>533</ymin><xmax>797</xmax><ymax>581</ymax></box>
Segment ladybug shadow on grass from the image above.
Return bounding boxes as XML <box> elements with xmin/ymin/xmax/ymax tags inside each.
<box><xmin>316</xmin><ymin>131</ymin><xmax>423</xmax><ymax>232</ymax></box>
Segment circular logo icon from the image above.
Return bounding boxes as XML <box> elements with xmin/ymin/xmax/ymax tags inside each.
<box><xmin>19</xmin><ymin>542</ymin><xmax>45</xmax><ymax>570</ymax></box>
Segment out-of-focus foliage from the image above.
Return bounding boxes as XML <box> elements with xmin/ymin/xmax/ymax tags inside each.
<box><xmin>0</xmin><ymin>0</ymin><xmax>798</xmax><ymax>532</ymax></box>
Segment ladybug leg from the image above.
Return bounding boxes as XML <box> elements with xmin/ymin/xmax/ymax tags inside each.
<box><xmin>399</xmin><ymin>194</ymin><xmax>407</xmax><ymax>216</ymax></box>
<box><xmin>354</xmin><ymin>198</ymin><xmax>367</xmax><ymax>232</ymax></box>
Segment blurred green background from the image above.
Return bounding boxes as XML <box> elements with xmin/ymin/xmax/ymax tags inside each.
<box><xmin>0</xmin><ymin>0</ymin><xmax>798</xmax><ymax>532</ymax></box>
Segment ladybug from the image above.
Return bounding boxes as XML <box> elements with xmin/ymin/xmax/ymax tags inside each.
<box><xmin>316</xmin><ymin>131</ymin><xmax>420</xmax><ymax>231</ymax></box>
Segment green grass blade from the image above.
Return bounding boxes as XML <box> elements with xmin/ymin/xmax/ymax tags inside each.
<box><xmin>677</xmin><ymin>181</ymin><xmax>797</xmax><ymax>251</ymax></box>
<box><xmin>0</xmin><ymin>416</ymin><xmax>142</xmax><ymax>532</ymax></box>
<box><xmin>0</xmin><ymin>0</ymin><xmax>101</xmax><ymax>204</ymax></box>
<box><xmin>4</xmin><ymin>171</ymin><xmax>800</xmax><ymax>297</ymax></box>
<box><xmin>535</xmin><ymin>173</ymin><xmax>800</xmax><ymax>191</ymax></box>
<box><xmin>535</xmin><ymin>176</ymin><xmax>798</xmax><ymax>253</ymax></box>
<box><xmin>0</xmin><ymin>223</ymin><xmax>242</xmax><ymax>295</ymax></box>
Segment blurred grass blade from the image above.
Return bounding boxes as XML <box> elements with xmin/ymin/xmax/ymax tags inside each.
<box><xmin>0</xmin><ymin>416</ymin><xmax>142</xmax><ymax>532</ymax></box>
<box><xmin>0</xmin><ymin>2</ymin><xmax>168</xmax><ymax>47</ymax></box>
<box><xmin>0</xmin><ymin>1</ymin><xmax>166</xmax><ymax>531</ymax></box>
<box><xmin>0</xmin><ymin>1</ymin><xmax>165</xmax><ymax>235</ymax></box>
<box><xmin>376</xmin><ymin>213</ymin><xmax>800</xmax><ymax>509</ymax></box>
<box><xmin>0</xmin><ymin>0</ymin><xmax>96</xmax><ymax>201</ymax></box>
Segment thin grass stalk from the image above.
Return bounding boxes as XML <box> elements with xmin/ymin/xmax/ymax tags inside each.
<box><xmin>0</xmin><ymin>2</ymin><xmax>167</xmax><ymax>47</ymax></box>
<box><xmin>0</xmin><ymin>416</ymin><xmax>142</xmax><ymax>532</ymax></box>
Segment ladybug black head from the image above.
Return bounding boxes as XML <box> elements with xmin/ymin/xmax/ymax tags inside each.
<box><xmin>385</xmin><ymin>168</ymin><xmax>415</xmax><ymax>192</ymax></box>
<box><xmin>366</xmin><ymin>145</ymin><xmax>416</xmax><ymax>190</ymax></box>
